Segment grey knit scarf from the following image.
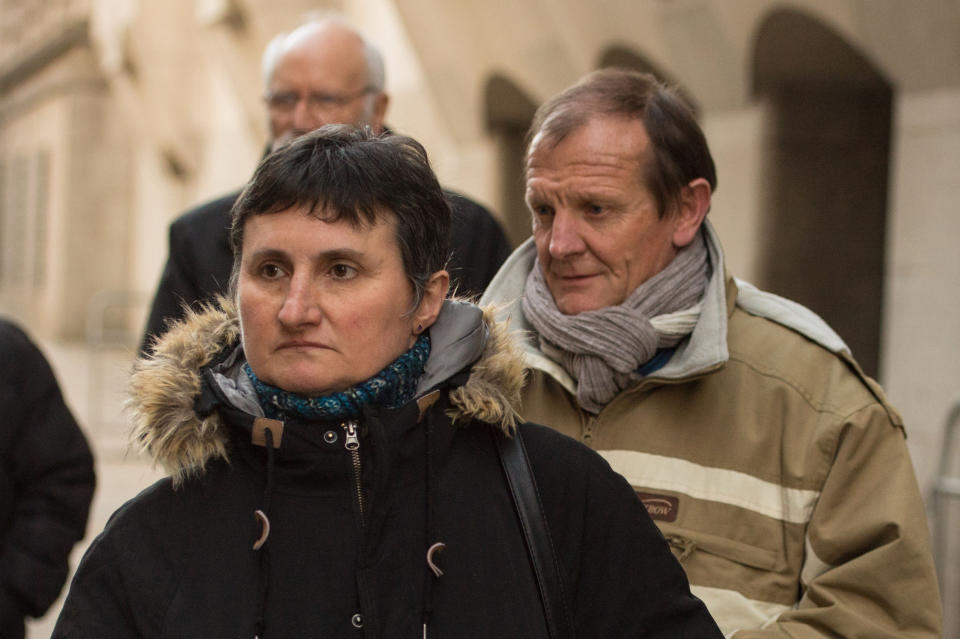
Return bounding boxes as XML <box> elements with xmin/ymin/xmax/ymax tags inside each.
<box><xmin>522</xmin><ymin>231</ymin><xmax>710</xmax><ymax>413</ymax></box>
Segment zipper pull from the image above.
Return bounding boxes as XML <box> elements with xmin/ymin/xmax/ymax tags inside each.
<box><xmin>343</xmin><ymin>420</ymin><xmax>360</xmax><ymax>451</ymax></box>
<box><xmin>665</xmin><ymin>534</ymin><xmax>696</xmax><ymax>562</ymax></box>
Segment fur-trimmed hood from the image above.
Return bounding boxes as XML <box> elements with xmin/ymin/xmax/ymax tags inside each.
<box><xmin>130</xmin><ymin>298</ymin><xmax>526</xmax><ymax>484</ymax></box>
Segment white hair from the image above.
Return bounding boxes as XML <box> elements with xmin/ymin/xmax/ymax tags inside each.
<box><xmin>260</xmin><ymin>12</ymin><xmax>386</xmax><ymax>93</ymax></box>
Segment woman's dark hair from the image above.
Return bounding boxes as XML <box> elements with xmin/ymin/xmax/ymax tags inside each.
<box><xmin>230</xmin><ymin>125</ymin><xmax>450</xmax><ymax>308</ymax></box>
<box><xmin>527</xmin><ymin>68</ymin><xmax>717</xmax><ymax>218</ymax></box>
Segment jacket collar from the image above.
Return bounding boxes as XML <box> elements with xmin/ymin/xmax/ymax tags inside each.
<box><xmin>129</xmin><ymin>298</ymin><xmax>526</xmax><ymax>485</ymax></box>
<box><xmin>479</xmin><ymin>219</ymin><xmax>732</xmax><ymax>394</ymax></box>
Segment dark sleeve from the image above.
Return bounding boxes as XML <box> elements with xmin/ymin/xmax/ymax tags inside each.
<box><xmin>522</xmin><ymin>424</ymin><xmax>722</xmax><ymax>638</ymax></box>
<box><xmin>52</xmin><ymin>532</ymin><xmax>139</xmax><ymax>639</ymax></box>
<box><xmin>139</xmin><ymin>194</ymin><xmax>237</xmax><ymax>355</ymax></box>
<box><xmin>444</xmin><ymin>191</ymin><xmax>512</xmax><ymax>299</ymax></box>
<box><xmin>139</xmin><ymin>219</ymin><xmax>201</xmax><ymax>354</ymax></box>
<box><xmin>0</xmin><ymin>321</ymin><xmax>96</xmax><ymax>627</ymax></box>
<box><xmin>53</xmin><ymin>485</ymin><xmax>178</xmax><ymax>639</ymax></box>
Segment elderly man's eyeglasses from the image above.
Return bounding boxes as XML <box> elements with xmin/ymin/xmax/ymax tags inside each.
<box><xmin>265</xmin><ymin>88</ymin><xmax>374</xmax><ymax>114</ymax></box>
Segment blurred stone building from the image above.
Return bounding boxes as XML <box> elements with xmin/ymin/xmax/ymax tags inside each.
<box><xmin>2</xmin><ymin>0</ymin><xmax>959</xmax><ymax>634</ymax></box>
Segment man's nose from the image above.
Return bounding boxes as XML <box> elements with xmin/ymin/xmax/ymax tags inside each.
<box><xmin>277</xmin><ymin>275</ymin><xmax>321</xmax><ymax>328</ymax></box>
<box><xmin>290</xmin><ymin>98</ymin><xmax>324</xmax><ymax>133</ymax></box>
<box><xmin>548</xmin><ymin>209</ymin><xmax>586</xmax><ymax>259</ymax></box>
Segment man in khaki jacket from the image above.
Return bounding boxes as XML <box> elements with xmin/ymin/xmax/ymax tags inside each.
<box><xmin>481</xmin><ymin>68</ymin><xmax>941</xmax><ymax>637</ymax></box>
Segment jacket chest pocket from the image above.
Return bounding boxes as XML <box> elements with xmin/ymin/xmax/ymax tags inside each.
<box><xmin>662</xmin><ymin>526</ymin><xmax>780</xmax><ymax>573</ymax></box>
<box><xmin>658</xmin><ymin>523</ymin><xmax>804</xmax><ymax>634</ymax></box>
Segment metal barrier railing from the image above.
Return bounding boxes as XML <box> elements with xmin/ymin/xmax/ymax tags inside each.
<box><xmin>84</xmin><ymin>290</ymin><xmax>149</xmax><ymax>437</ymax></box>
<box><xmin>931</xmin><ymin>399</ymin><xmax>960</xmax><ymax>603</ymax></box>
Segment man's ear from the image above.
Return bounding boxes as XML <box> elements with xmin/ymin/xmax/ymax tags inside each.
<box><xmin>370</xmin><ymin>92</ymin><xmax>390</xmax><ymax>134</ymax></box>
<box><xmin>672</xmin><ymin>178</ymin><xmax>712</xmax><ymax>248</ymax></box>
<box><xmin>414</xmin><ymin>270</ymin><xmax>450</xmax><ymax>332</ymax></box>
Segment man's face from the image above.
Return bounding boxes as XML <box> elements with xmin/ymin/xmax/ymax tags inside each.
<box><xmin>266</xmin><ymin>26</ymin><xmax>387</xmax><ymax>148</ymax></box>
<box><xmin>526</xmin><ymin>115</ymin><xmax>685</xmax><ymax>315</ymax></box>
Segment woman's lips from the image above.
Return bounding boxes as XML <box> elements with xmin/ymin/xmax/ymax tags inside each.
<box><xmin>277</xmin><ymin>340</ymin><xmax>327</xmax><ymax>350</ymax></box>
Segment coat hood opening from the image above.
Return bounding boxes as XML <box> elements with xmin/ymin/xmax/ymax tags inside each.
<box><xmin>129</xmin><ymin>297</ymin><xmax>526</xmax><ymax>485</ymax></box>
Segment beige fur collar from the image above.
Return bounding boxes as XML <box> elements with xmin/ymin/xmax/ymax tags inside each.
<box><xmin>129</xmin><ymin>298</ymin><xmax>526</xmax><ymax>485</ymax></box>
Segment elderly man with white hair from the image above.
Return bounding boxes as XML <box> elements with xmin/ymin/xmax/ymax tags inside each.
<box><xmin>141</xmin><ymin>15</ymin><xmax>511</xmax><ymax>353</ymax></box>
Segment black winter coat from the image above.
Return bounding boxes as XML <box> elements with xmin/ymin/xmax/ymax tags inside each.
<box><xmin>56</xmin><ymin>301</ymin><xmax>721</xmax><ymax>638</ymax></box>
<box><xmin>140</xmin><ymin>189</ymin><xmax>512</xmax><ymax>353</ymax></box>
<box><xmin>0</xmin><ymin>319</ymin><xmax>95</xmax><ymax>639</ymax></box>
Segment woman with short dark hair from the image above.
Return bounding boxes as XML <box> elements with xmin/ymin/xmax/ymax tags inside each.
<box><xmin>54</xmin><ymin>126</ymin><xmax>721</xmax><ymax>638</ymax></box>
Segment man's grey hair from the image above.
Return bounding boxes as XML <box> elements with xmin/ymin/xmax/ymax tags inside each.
<box><xmin>527</xmin><ymin>68</ymin><xmax>716</xmax><ymax>219</ymax></box>
<box><xmin>260</xmin><ymin>12</ymin><xmax>386</xmax><ymax>93</ymax></box>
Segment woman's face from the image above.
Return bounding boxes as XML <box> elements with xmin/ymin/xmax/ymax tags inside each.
<box><xmin>237</xmin><ymin>206</ymin><xmax>445</xmax><ymax>396</ymax></box>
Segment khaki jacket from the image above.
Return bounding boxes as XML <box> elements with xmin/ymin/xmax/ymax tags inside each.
<box><xmin>480</xmin><ymin>222</ymin><xmax>941</xmax><ymax>638</ymax></box>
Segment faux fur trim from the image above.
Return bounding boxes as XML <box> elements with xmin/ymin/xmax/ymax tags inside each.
<box><xmin>129</xmin><ymin>298</ymin><xmax>239</xmax><ymax>485</ymax></box>
<box><xmin>447</xmin><ymin>305</ymin><xmax>526</xmax><ymax>435</ymax></box>
<box><xmin>128</xmin><ymin>298</ymin><xmax>526</xmax><ymax>484</ymax></box>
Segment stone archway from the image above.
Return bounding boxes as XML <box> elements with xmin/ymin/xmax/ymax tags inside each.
<box><xmin>752</xmin><ymin>9</ymin><xmax>892</xmax><ymax>377</ymax></box>
<box><xmin>484</xmin><ymin>74</ymin><xmax>538</xmax><ymax>246</ymax></box>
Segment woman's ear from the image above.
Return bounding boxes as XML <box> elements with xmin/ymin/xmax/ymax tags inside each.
<box><xmin>414</xmin><ymin>270</ymin><xmax>450</xmax><ymax>333</ymax></box>
<box><xmin>672</xmin><ymin>178</ymin><xmax>712</xmax><ymax>248</ymax></box>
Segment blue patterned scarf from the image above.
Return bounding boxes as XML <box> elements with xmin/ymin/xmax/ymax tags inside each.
<box><xmin>244</xmin><ymin>334</ymin><xmax>431</xmax><ymax>422</ymax></box>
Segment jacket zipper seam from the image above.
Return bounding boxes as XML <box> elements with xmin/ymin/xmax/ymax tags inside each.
<box><xmin>343</xmin><ymin>420</ymin><xmax>364</xmax><ymax>526</ymax></box>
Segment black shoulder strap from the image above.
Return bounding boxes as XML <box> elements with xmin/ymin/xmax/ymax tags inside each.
<box><xmin>493</xmin><ymin>429</ymin><xmax>575</xmax><ymax>639</ymax></box>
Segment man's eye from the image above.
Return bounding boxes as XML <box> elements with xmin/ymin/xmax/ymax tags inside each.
<box><xmin>308</xmin><ymin>93</ymin><xmax>341</xmax><ymax>108</ymax></box>
<box><xmin>267</xmin><ymin>92</ymin><xmax>298</xmax><ymax>109</ymax></box>
<box><xmin>587</xmin><ymin>203</ymin><xmax>604</xmax><ymax>215</ymax></box>
<box><xmin>532</xmin><ymin>204</ymin><xmax>553</xmax><ymax>216</ymax></box>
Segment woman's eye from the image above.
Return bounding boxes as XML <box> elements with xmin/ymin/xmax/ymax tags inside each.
<box><xmin>259</xmin><ymin>264</ymin><xmax>285</xmax><ymax>279</ymax></box>
<box><xmin>330</xmin><ymin>264</ymin><xmax>357</xmax><ymax>279</ymax></box>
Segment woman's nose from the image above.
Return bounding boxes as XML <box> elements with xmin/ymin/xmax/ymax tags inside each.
<box><xmin>277</xmin><ymin>278</ymin><xmax>321</xmax><ymax>327</ymax></box>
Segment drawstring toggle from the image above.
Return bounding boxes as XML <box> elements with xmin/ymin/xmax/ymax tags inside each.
<box><xmin>426</xmin><ymin>541</ymin><xmax>446</xmax><ymax>577</ymax></box>
<box><xmin>253</xmin><ymin>509</ymin><xmax>271</xmax><ymax>550</ymax></box>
